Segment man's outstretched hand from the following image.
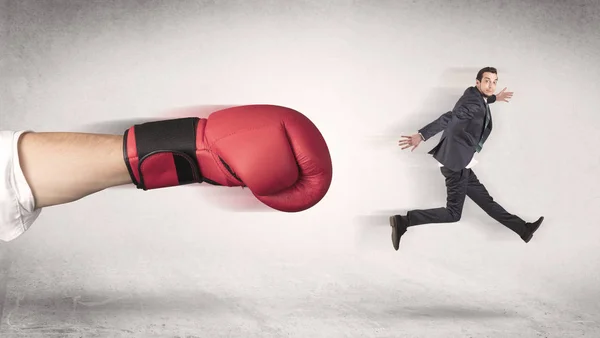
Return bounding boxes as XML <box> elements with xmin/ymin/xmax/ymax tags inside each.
<box><xmin>496</xmin><ymin>87</ymin><xmax>514</xmax><ymax>102</ymax></box>
<box><xmin>399</xmin><ymin>134</ymin><xmax>423</xmax><ymax>151</ymax></box>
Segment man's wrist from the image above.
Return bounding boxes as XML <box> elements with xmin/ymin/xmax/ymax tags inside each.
<box><xmin>418</xmin><ymin>132</ymin><xmax>425</xmax><ymax>141</ymax></box>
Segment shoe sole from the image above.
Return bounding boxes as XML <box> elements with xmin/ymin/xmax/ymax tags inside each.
<box><xmin>390</xmin><ymin>216</ymin><xmax>400</xmax><ymax>251</ymax></box>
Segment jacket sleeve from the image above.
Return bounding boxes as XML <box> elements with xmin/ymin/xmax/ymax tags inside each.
<box><xmin>418</xmin><ymin>111</ymin><xmax>452</xmax><ymax>141</ymax></box>
<box><xmin>417</xmin><ymin>95</ymin><xmax>479</xmax><ymax>141</ymax></box>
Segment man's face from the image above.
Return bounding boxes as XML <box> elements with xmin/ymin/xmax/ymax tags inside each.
<box><xmin>476</xmin><ymin>72</ymin><xmax>497</xmax><ymax>97</ymax></box>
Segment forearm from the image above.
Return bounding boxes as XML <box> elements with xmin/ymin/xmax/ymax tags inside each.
<box><xmin>17</xmin><ymin>132</ymin><xmax>132</xmax><ymax>209</ymax></box>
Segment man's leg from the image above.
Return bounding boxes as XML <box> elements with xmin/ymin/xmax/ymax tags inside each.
<box><xmin>406</xmin><ymin>167</ymin><xmax>470</xmax><ymax>226</ymax></box>
<box><xmin>465</xmin><ymin>169</ymin><xmax>527</xmax><ymax>237</ymax></box>
<box><xmin>390</xmin><ymin>167</ymin><xmax>471</xmax><ymax>250</ymax></box>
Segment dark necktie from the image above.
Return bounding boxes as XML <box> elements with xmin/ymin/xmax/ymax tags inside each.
<box><xmin>476</xmin><ymin>104</ymin><xmax>491</xmax><ymax>152</ymax></box>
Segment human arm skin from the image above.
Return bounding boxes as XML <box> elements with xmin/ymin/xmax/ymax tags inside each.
<box><xmin>17</xmin><ymin>132</ymin><xmax>132</xmax><ymax>209</ymax></box>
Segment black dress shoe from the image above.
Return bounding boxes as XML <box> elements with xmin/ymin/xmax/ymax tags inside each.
<box><xmin>521</xmin><ymin>216</ymin><xmax>544</xmax><ymax>243</ymax></box>
<box><xmin>390</xmin><ymin>215</ymin><xmax>408</xmax><ymax>251</ymax></box>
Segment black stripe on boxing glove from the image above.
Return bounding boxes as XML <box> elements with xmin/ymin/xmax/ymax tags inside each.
<box><xmin>123</xmin><ymin>117</ymin><xmax>203</xmax><ymax>190</ymax></box>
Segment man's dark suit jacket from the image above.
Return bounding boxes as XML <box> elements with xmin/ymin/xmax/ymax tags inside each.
<box><xmin>418</xmin><ymin>86</ymin><xmax>495</xmax><ymax>172</ymax></box>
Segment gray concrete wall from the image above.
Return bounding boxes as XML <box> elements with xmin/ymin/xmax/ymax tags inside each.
<box><xmin>1</xmin><ymin>0</ymin><xmax>599</xmax><ymax>336</ymax></box>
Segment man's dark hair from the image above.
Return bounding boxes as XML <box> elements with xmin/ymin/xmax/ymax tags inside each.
<box><xmin>476</xmin><ymin>67</ymin><xmax>497</xmax><ymax>81</ymax></box>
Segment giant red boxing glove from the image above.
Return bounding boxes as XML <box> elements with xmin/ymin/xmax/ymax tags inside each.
<box><xmin>123</xmin><ymin>105</ymin><xmax>332</xmax><ymax>212</ymax></box>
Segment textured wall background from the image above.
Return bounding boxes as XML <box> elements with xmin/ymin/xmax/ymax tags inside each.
<box><xmin>1</xmin><ymin>0</ymin><xmax>599</xmax><ymax>336</ymax></box>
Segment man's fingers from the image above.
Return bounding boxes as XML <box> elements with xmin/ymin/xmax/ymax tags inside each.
<box><xmin>399</xmin><ymin>135</ymin><xmax>420</xmax><ymax>149</ymax></box>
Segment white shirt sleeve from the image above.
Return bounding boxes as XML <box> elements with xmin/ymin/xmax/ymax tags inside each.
<box><xmin>0</xmin><ymin>130</ymin><xmax>42</xmax><ymax>242</ymax></box>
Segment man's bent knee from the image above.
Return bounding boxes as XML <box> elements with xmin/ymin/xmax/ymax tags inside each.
<box><xmin>448</xmin><ymin>210</ymin><xmax>462</xmax><ymax>223</ymax></box>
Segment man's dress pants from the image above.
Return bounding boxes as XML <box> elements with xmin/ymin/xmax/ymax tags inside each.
<box><xmin>407</xmin><ymin>166</ymin><xmax>527</xmax><ymax>237</ymax></box>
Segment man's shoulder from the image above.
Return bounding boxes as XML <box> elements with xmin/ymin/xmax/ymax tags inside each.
<box><xmin>458</xmin><ymin>87</ymin><xmax>484</xmax><ymax>104</ymax></box>
<box><xmin>461</xmin><ymin>86</ymin><xmax>479</xmax><ymax>98</ymax></box>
